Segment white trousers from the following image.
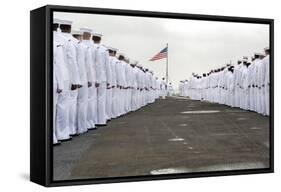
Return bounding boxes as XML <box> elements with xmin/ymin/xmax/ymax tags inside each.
<box><xmin>97</xmin><ymin>82</ymin><xmax>107</xmax><ymax>125</ymax></box>
<box><xmin>131</xmin><ymin>88</ymin><xmax>138</xmax><ymax>111</ymax></box>
<box><xmin>249</xmin><ymin>87</ymin><xmax>255</xmax><ymax>111</ymax></box>
<box><xmin>126</xmin><ymin>89</ymin><xmax>132</xmax><ymax>112</ymax></box>
<box><xmin>69</xmin><ymin>89</ymin><xmax>78</xmax><ymax>135</ymax></box>
<box><xmin>253</xmin><ymin>87</ymin><xmax>258</xmax><ymax>112</ymax></box>
<box><xmin>53</xmin><ymin>84</ymin><xmax>58</xmax><ymax>144</ymax></box>
<box><xmin>111</xmin><ymin>87</ymin><xmax>118</xmax><ymax>118</ymax></box>
<box><xmin>256</xmin><ymin>87</ymin><xmax>262</xmax><ymax>113</ymax></box>
<box><xmin>77</xmin><ymin>84</ymin><xmax>88</xmax><ymax>134</ymax></box>
<box><xmin>259</xmin><ymin>87</ymin><xmax>266</xmax><ymax>115</ymax></box>
<box><xmin>87</xmin><ymin>85</ymin><xmax>97</xmax><ymax>129</ymax></box>
<box><xmin>106</xmin><ymin>88</ymin><xmax>112</xmax><ymax>120</ymax></box>
<box><xmin>265</xmin><ymin>85</ymin><xmax>270</xmax><ymax>116</ymax></box>
<box><xmin>56</xmin><ymin>81</ymin><xmax>71</xmax><ymax>140</ymax></box>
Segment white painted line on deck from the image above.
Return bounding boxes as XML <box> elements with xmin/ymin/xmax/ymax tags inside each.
<box><xmin>150</xmin><ymin>168</ymin><xmax>191</xmax><ymax>175</ymax></box>
<box><xmin>237</xmin><ymin>117</ymin><xmax>247</xmax><ymax>121</ymax></box>
<box><xmin>169</xmin><ymin>138</ymin><xmax>185</xmax><ymax>142</ymax></box>
<box><xmin>150</xmin><ymin>162</ymin><xmax>267</xmax><ymax>175</ymax></box>
<box><xmin>250</xmin><ymin>127</ymin><xmax>262</xmax><ymax>130</ymax></box>
<box><xmin>178</xmin><ymin>123</ymin><xmax>187</xmax><ymax>127</ymax></box>
<box><xmin>181</xmin><ymin>110</ymin><xmax>220</xmax><ymax>114</ymax></box>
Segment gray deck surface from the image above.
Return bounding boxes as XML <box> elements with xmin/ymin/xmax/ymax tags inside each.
<box><xmin>53</xmin><ymin>96</ymin><xmax>270</xmax><ymax>181</ymax></box>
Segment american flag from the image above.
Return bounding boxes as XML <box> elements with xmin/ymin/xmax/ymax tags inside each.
<box><xmin>149</xmin><ymin>47</ymin><xmax>168</xmax><ymax>61</ymax></box>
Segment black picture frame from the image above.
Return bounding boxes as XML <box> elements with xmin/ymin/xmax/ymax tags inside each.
<box><xmin>30</xmin><ymin>4</ymin><xmax>274</xmax><ymax>187</ymax></box>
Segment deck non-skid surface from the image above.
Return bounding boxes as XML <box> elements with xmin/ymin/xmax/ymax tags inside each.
<box><xmin>53</xmin><ymin>97</ymin><xmax>270</xmax><ymax>180</ymax></box>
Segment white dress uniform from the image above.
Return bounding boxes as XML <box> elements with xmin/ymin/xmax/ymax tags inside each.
<box><xmin>263</xmin><ymin>54</ymin><xmax>270</xmax><ymax>116</ymax></box>
<box><xmin>226</xmin><ymin>70</ymin><xmax>235</xmax><ymax>107</ymax></box>
<box><xmin>81</xmin><ymin>39</ymin><xmax>97</xmax><ymax>129</ymax></box>
<box><xmin>257</xmin><ymin>56</ymin><xmax>266</xmax><ymax>115</ymax></box>
<box><xmin>58</xmin><ymin>31</ymin><xmax>81</xmax><ymax>136</ymax></box>
<box><xmin>240</xmin><ymin>64</ymin><xmax>250</xmax><ymax>110</ymax></box>
<box><xmin>72</xmin><ymin>32</ymin><xmax>89</xmax><ymax>134</ymax></box>
<box><xmin>124</xmin><ymin>63</ymin><xmax>132</xmax><ymax>112</ymax></box>
<box><xmin>233</xmin><ymin>64</ymin><xmax>242</xmax><ymax>108</ymax></box>
<box><xmin>178</xmin><ymin>81</ymin><xmax>184</xmax><ymax>96</ymax></box>
<box><xmin>131</xmin><ymin>65</ymin><xmax>139</xmax><ymax>111</ymax></box>
<box><xmin>168</xmin><ymin>84</ymin><xmax>174</xmax><ymax>96</ymax></box>
<box><xmin>160</xmin><ymin>80</ymin><xmax>167</xmax><ymax>99</ymax></box>
<box><xmin>54</xmin><ymin>31</ymin><xmax>72</xmax><ymax>140</ymax></box>
<box><xmin>119</xmin><ymin>61</ymin><xmax>127</xmax><ymax>115</ymax></box>
<box><xmin>110</xmin><ymin>56</ymin><xmax>118</xmax><ymax>118</ymax></box>
<box><xmin>93</xmin><ymin>42</ymin><xmax>109</xmax><ymax>125</ymax></box>
<box><xmin>135</xmin><ymin>67</ymin><xmax>143</xmax><ymax>109</ymax></box>
<box><xmin>115</xmin><ymin>60</ymin><xmax>124</xmax><ymax>117</ymax></box>
<box><xmin>254</xmin><ymin>58</ymin><xmax>262</xmax><ymax>113</ymax></box>
<box><xmin>53</xmin><ymin>39</ymin><xmax>65</xmax><ymax>144</ymax></box>
<box><xmin>248</xmin><ymin>60</ymin><xmax>256</xmax><ymax>111</ymax></box>
<box><xmin>184</xmin><ymin>51</ymin><xmax>269</xmax><ymax>116</ymax></box>
<box><xmin>105</xmin><ymin>52</ymin><xmax>114</xmax><ymax>120</ymax></box>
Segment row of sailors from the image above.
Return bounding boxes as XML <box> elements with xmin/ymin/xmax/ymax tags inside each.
<box><xmin>53</xmin><ymin>19</ymin><xmax>168</xmax><ymax>144</ymax></box>
<box><xmin>178</xmin><ymin>47</ymin><xmax>270</xmax><ymax>116</ymax></box>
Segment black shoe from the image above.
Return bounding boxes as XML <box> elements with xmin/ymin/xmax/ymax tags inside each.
<box><xmin>96</xmin><ymin>124</ymin><xmax>106</xmax><ymax>127</ymax></box>
<box><xmin>53</xmin><ymin>141</ymin><xmax>61</xmax><ymax>146</ymax></box>
<box><xmin>60</xmin><ymin>137</ymin><xmax>72</xmax><ymax>142</ymax></box>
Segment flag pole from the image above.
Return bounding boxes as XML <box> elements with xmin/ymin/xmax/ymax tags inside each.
<box><xmin>166</xmin><ymin>43</ymin><xmax>168</xmax><ymax>84</ymax></box>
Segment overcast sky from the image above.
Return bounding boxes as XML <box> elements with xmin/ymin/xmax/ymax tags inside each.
<box><xmin>54</xmin><ymin>12</ymin><xmax>269</xmax><ymax>89</ymax></box>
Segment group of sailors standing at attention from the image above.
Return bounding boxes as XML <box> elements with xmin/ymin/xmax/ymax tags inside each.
<box><xmin>178</xmin><ymin>47</ymin><xmax>270</xmax><ymax>116</ymax></box>
<box><xmin>53</xmin><ymin>18</ymin><xmax>168</xmax><ymax>144</ymax></box>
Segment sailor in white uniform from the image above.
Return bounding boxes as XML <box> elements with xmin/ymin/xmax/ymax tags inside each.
<box><xmin>54</xmin><ymin>20</ymin><xmax>73</xmax><ymax>140</ymax></box>
<box><xmin>80</xmin><ymin>27</ymin><xmax>97</xmax><ymax>129</ymax></box>
<box><xmin>256</xmin><ymin>53</ymin><xmax>266</xmax><ymax>115</ymax></box>
<box><xmin>72</xmin><ymin>29</ymin><xmax>89</xmax><ymax>134</ymax></box>
<box><xmin>248</xmin><ymin>55</ymin><xmax>258</xmax><ymax>111</ymax></box>
<box><xmin>263</xmin><ymin>47</ymin><xmax>270</xmax><ymax>116</ymax></box>
<box><xmin>105</xmin><ymin>46</ymin><xmax>114</xmax><ymax>120</ymax></box>
<box><xmin>53</xmin><ymin>19</ymin><xmax>65</xmax><ymax>144</ymax></box>
<box><xmin>130</xmin><ymin>61</ymin><xmax>139</xmax><ymax>111</ymax></box>
<box><xmin>92</xmin><ymin>32</ymin><xmax>109</xmax><ymax>125</ymax></box>
<box><xmin>58</xmin><ymin>20</ymin><xmax>81</xmax><ymax>137</ymax></box>
<box><xmin>160</xmin><ymin>78</ymin><xmax>167</xmax><ymax>99</ymax></box>
<box><xmin>107</xmin><ymin>47</ymin><xmax>118</xmax><ymax>118</ymax></box>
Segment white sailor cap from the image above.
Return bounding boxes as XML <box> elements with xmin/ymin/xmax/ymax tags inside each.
<box><xmin>60</xmin><ymin>19</ymin><xmax>73</xmax><ymax>25</ymax></box>
<box><xmin>264</xmin><ymin>46</ymin><xmax>270</xmax><ymax>51</ymax></box>
<box><xmin>132</xmin><ymin>60</ymin><xmax>138</xmax><ymax>65</ymax></box>
<box><xmin>80</xmin><ymin>27</ymin><xmax>92</xmax><ymax>33</ymax></box>
<box><xmin>53</xmin><ymin>18</ymin><xmax>62</xmax><ymax>24</ymax></box>
<box><xmin>92</xmin><ymin>31</ymin><xmax>103</xmax><ymax>37</ymax></box>
<box><xmin>71</xmin><ymin>29</ymin><xmax>83</xmax><ymax>35</ymax></box>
